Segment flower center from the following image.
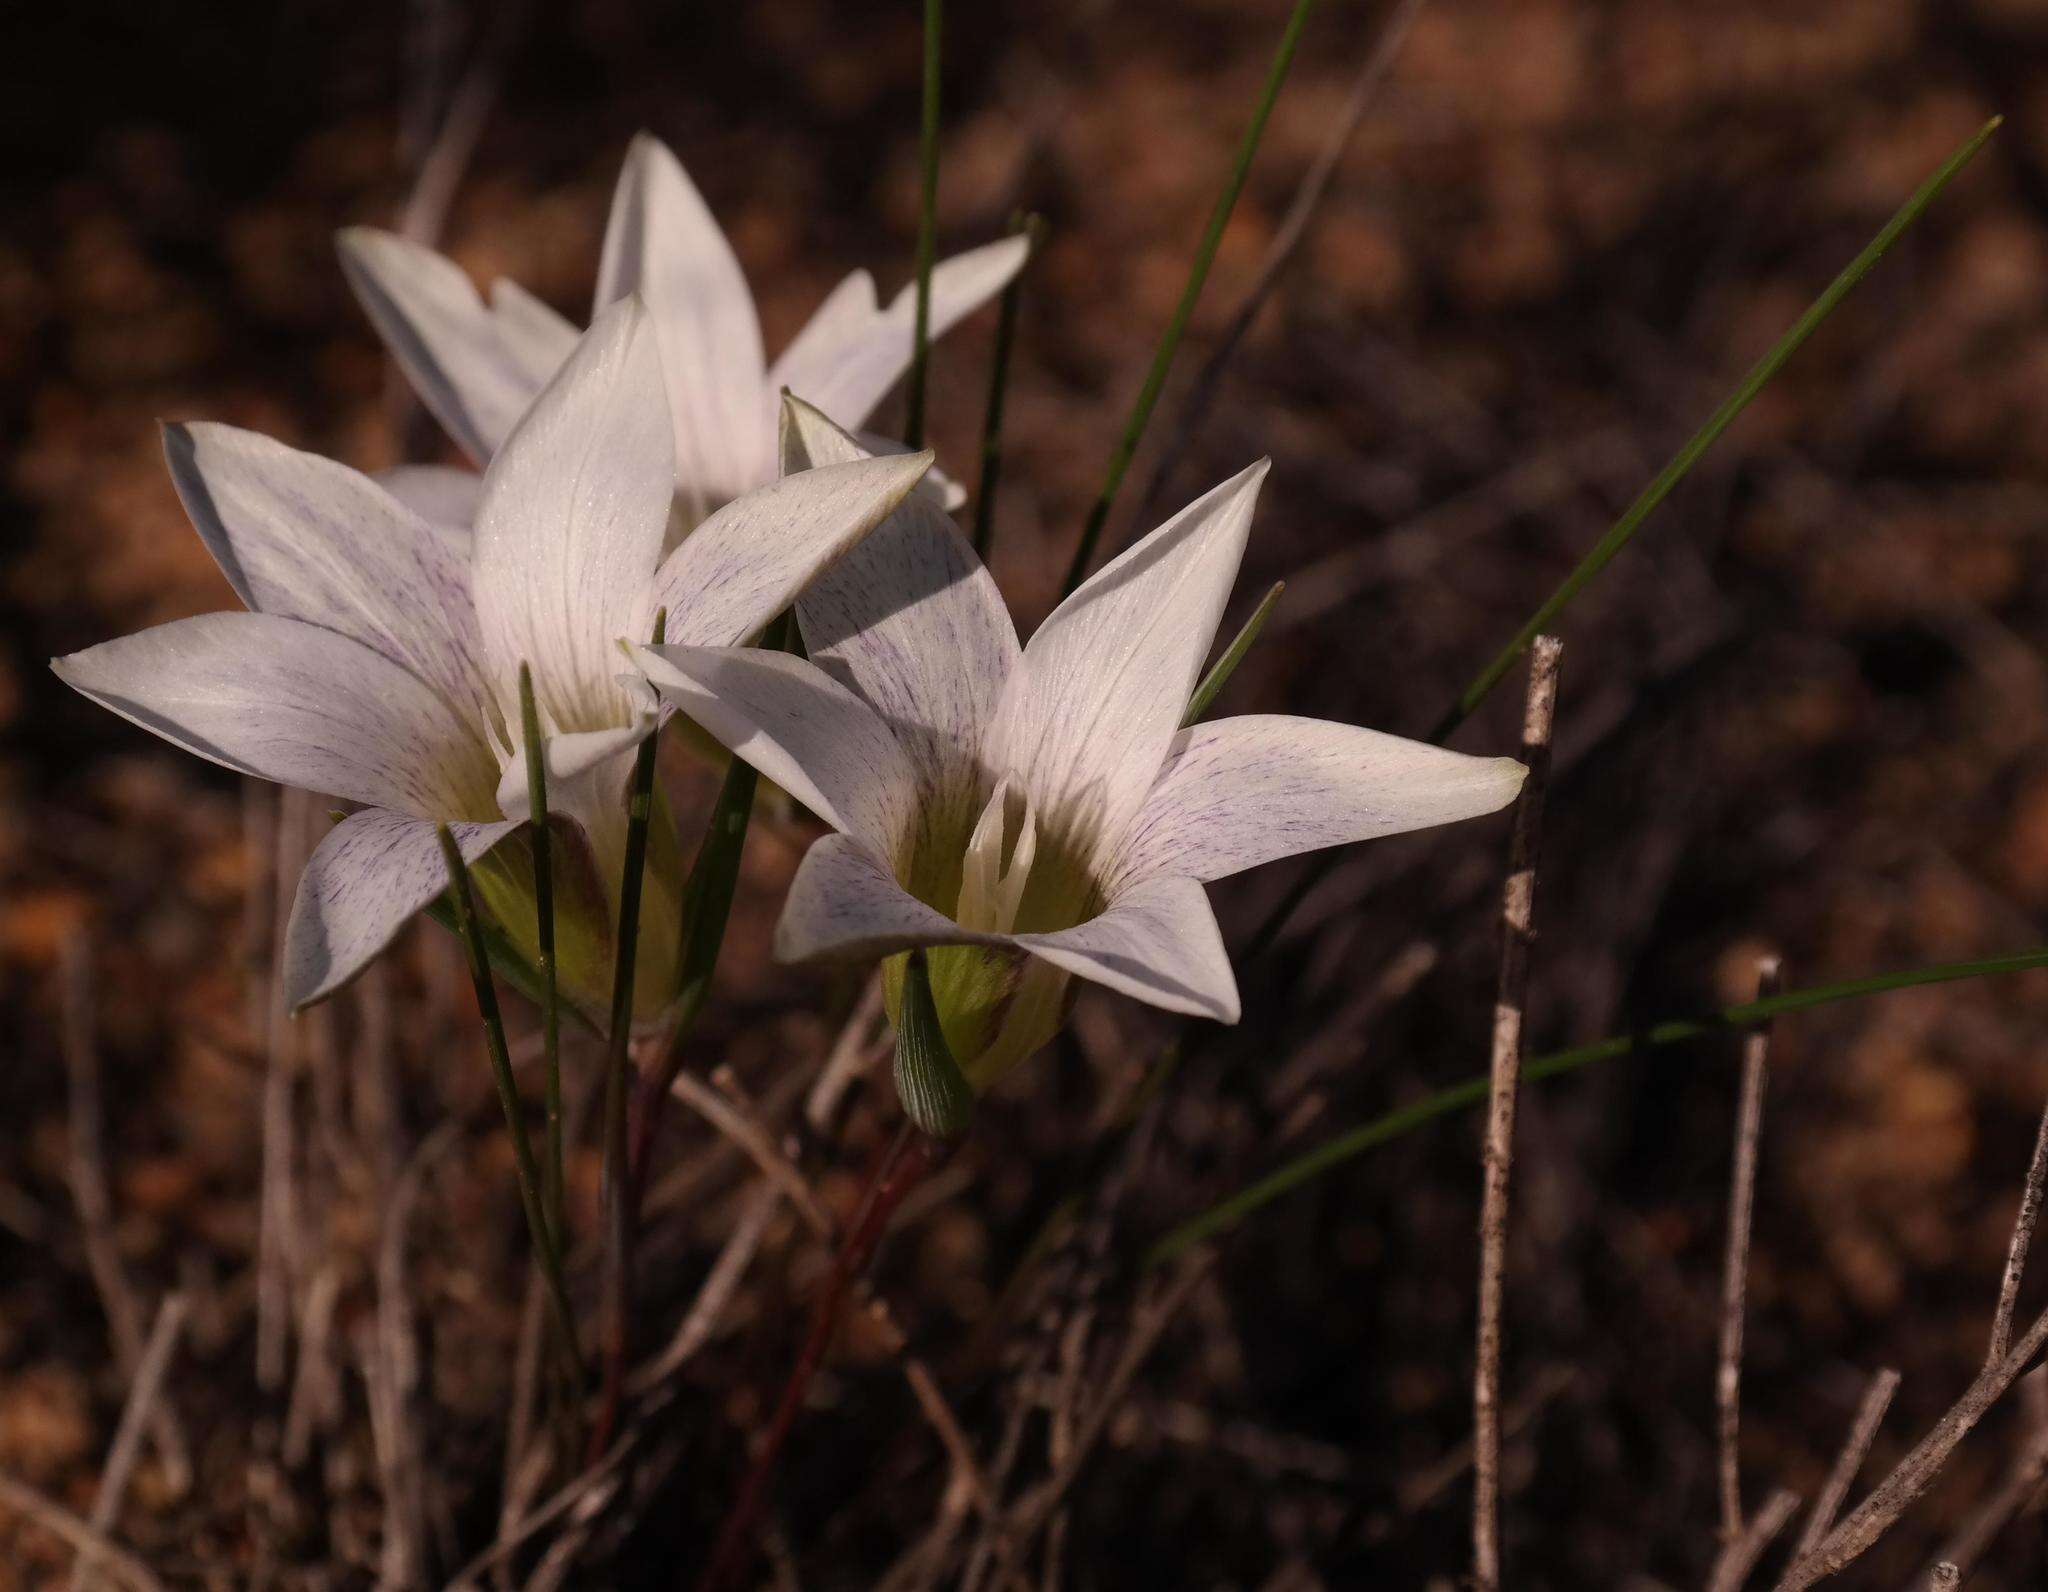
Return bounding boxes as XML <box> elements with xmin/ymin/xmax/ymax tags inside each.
<box><xmin>954</xmin><ymin>780</ymin><xmax>1038</xmax><ymax>935</ymax></box>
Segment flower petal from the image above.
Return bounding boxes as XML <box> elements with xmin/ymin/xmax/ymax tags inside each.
<box><xmin>774</xmin><ymin>831</ymin><xmax>998</xmax><ymax>963</ymax></box>
<box><xmin>1112</xmin><ymin>715</ymin><xmax>1527</xmax><ymax>889</ymax></box>
<box><xmin>489</xmin><ymin>278</ymin><xmax>579</xmax><ymax>387</ymax></box>
<box><xmin>984</xmin><ymin>460</ymin><xmax>1269</xmax><ymax>872</ymax></box>
<box><xmin>53</xmin><ymin>612</ymin><xmax>498</xmax><ymax>817</ymax></box>
<box><xmin>631</xmin><ymin>643</ymin><xmax>916</xmax><ymax>859</ymax></box>
<box><xmin>781</xmin><ymin>399</ymin><xmax>1019</xmax><ymax>837</ymax></box>
<box><xmin>337</xmin><ymin>228</ymin><xmax>543</xmax><ymax>463</ymax></box>
<box><xmin>375</xmin><ymin>464</ymin><xmax>481</xmax><ymax>539</ymax></box>
<box><xmin>650</xmin><ymin>449</ymin><xmax>935</xmax><ymax>651</ymax></box>
<box><xmin>766</xmin><ymin>236</ymin><xmax>1030</xmax><ymax>433</ymax></box>
<box><xmin>284</xmin><ymin>808</ymin><xmax>519</xmax><ymax>1009</ymax></box>
<box><xmin>1014</xmin><ymin>875</ymin><xmax>1239</xmax><ymax>1022</ymax></box>
<box><xmin>596</xmin><ymin>133</ymin><xmax>766</xmax><ymax>515</ymax></box>
<box><xmin>165</xmin><ymin>422</ymin><xmax>494</xmax><ymax>732</ymax></box>
<box><xmin>473</xmin><ymin>296</ymin><xmax>673</xmax><ymax>736</ymax></box>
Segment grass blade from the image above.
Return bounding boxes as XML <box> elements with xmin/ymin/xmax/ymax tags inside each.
<box><xmin>435</xmin><ymin>824</ymin><xmax>586</xmax><ymax>1381</ymax></box>
<box><xmin>972</xmin><ymin>211</ymin><xmax>1045</xmax><ymax>560</ymax></box>
<box><xmin>1058</xmin><ymin>0</ymin><xmax>1321</xmax><ymax>596</ymax></box>
<box><xmin>1184</xmin><ymin>579</ymin><xmax>1284</xmax><ymax>727</ymax></box>
<box><xmin>1147</xmin><ymin>942</ymin><xmax>2048</xmax><ymax>1264</ymax></box>
<box><xmin>902</xmin><ymin>0</ymin><xmax>943</xmax><ymax>449</ymax></box>
<box><xmin>518</xmin><ymin>663</ymin><xmax>565</xmax><ymax>1249</ymax></box>
<box><xmin>1429</xmin><ymin>115</ymin><xmax>2001</xmax><ymax>743</ymax></box>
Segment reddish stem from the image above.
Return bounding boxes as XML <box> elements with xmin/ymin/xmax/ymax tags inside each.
<box><xmin>695</xmin><ymin>1122</ymin><xmax>937</xmax><ymax>1592</ymax></box>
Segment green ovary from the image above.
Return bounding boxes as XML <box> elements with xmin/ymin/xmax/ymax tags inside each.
<box><xmin>467</xmin><ymin>780</ymin><xmax>688</xmax><ymax>1029</ymax></box>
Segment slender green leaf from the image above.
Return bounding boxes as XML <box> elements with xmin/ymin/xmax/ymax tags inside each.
<box><xmin>1059</xmin><ymin>0</ymin><xmax>1321</xmax><ymax>595</ymax></box>
<box><xmin>1147</xmin><ymin>942</ymin><xmax>2048</xmax><ymax>1265</ymax></box>
<box><xmin>1429</xmin><ymin>116</ymin><xmax>2001</xmax><ymax>743</ymax></box>
<box><xmin>436</xmin><ymin>824</ymin><xmax>586</xmax><ymax>1380</ymax></box>
<box><xmin>902</xmin><ymin>0</ymin><xmax>943</xmax><ymax>449</ymax></box>
<box><xmin>973</xmin><ymin>211</ymin><xmax>1045</xmax><ymax>560</ymax></box>
<box><xmin>519</xmin><ymin>663</ymin><xmax>566</xmax><ymax>1249</ymax></box>
<box><xmin>1184</xmin><ymin>580</ymin><xmax>1284</xmax><ymax>727</ymax></box>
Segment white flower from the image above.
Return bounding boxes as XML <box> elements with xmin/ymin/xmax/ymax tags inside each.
<box><xmin>338</xmin><ymin>132</ymin><xmax>1025</xmax><ymax>530</ymax></box>
<box><xmin>633</xmin><ymin>404</ymin><xmax>1527</xmax><ymax>1081</ymax></box>
<box><xmin>53</xmin><ymin>304</ymin><xmax>931</xmax><ymax>1015</ymax></box>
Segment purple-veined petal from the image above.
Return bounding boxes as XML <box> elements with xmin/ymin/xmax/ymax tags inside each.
<box><xmin>781</xmin><ymin>398</ymin><xmax>1018</xmax><ymax>838</ymax></box>
<box><xmin>283</xmin><ymin>808</ymin><xmax>519</xmax><ymax>1009</ymax></box>
<box><xmin>774</xmin><ymin>831</ymin><xmax>999</xmax><ymax>964</ymax></box>
<box><xmin>852</xmin><ymin>430</ymin><xmax>966</xmax><ymax>511</ymax></box>
<box><xmin>1014</xmin><ymin>875</ymin><xmax>1239</xmax><ymax>1022</ymax></box>
<box><xmin>650</xmin><ymin>448</ymin><xmax>934</xmax><ymax>651</ymax></box>
<box><xmin>53</xmin><ymin>612</ymin><xmax>499</xmax><ymax>818</ymax></box>
<box><xmin>984</xmin><ymin>460</ymin><xmax>1269</xmax><ymax>874</ymax></box>
<box><xmin>766</xmin><ymin>236</ymin><xmax>1029</xmax><ymax>433</ymax></box>
<box><xmin>375</xmin><ymin>464</ymin><xmax>481</xmax><ymax>539</ymax></box>
<box><xmin>631</xmin><ymin>643</ymin><xmax>916</xmax><ymax>859</ymax></box>
<box><xmin>1111</xmin><ymin>715</ymin><xmax>1526</xmax><ymax>889</ymax></box>
<box><xmin>596</xmin><ymin>133</ymin><xmax>766</xmax><ymax>516</ymax></box>
<box><xmin>165</xmin><ymin>422</ymin><xmax>494</xmax><ymax>733</ymax></box>
<box><xmin>337</xmin><ymin>228</ymin><xmax>544</xmax><ymax>463</ymax></box>
<box><xmin>473</xmin><ymin>296</ymin><xmax>673</xmax><ymax>737</ymax></box>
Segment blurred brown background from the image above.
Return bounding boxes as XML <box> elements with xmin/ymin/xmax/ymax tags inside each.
<box><xmin>9</xmin><ymin>0</ymin><xmax>2048</xmax><ymax>1585</ymax></box>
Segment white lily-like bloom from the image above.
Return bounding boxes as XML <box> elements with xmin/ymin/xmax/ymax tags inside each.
<box><xmin>53</xmin><ymin>303</ymin><xmax>932</xmax><ymax>1017</ymax></box>
<box><xmin>633</xmin><ymin>406</ymin><xmax>1528</xmax><ymax>1082</ymax></box>
<box><xmin>339</xmin><ymin>132</ymin><xmax>1026</xmax><ymax>531</ymax></box>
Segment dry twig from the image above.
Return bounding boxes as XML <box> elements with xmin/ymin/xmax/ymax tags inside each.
<box><xmin>1789</xmin><ymin>1368</ymin><xmax>1900</xmax><ymax>1561</ymax></box>
<box><xmin>0</xmin><ymin>1471</ymin><xmax>166</xmax><ymax>1592</ymax></box>
<box><xmin>72</xmin><ymin>1293</ymin><xmax>188</xmax><ymax>1592</ymax></box>
<box><xmin>59</xmin><ymin>933</ymin><xmax>190</xmax><ymax>1493</ymax></box>
<box><xmin>1991</xmin><ymin>1093</ymin><xmax>2048</xmax><ymax>1366</ymax></box>
<box><xmin>1707</xmin><ymin>1489</ymin><xmax>1800</xmax><ymax>1592</ymax></box>
<box><xmin>1933</xmin><ymin>1366</ymin><xmax>2048</xmax><ymax>1578</ymax></box>
<box><xmin>1473</xmin><ymin>635</ymin><xmax>1562</xmax><ymax>1592</ymax></box>
<box><xmin>1717</xmin><ymin>957</ymin><xmax>1783</xmax><ymax>1544</ymax></box>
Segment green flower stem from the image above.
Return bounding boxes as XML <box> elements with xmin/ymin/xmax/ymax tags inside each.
<box><xmin>1427</xmin><ymin>115</ymin><xmax>2001</xmax><ymax>744</ymax></box>
<box><xmin>1147</xmin><ymin>943</ymin><xmax>2048</xmax><ymax>1266</ymax></box>
<box><xmin>972</xmin><ymin>212</ymin><xmax>1045</xmax><ymax>560</ymax></box>
<box><xmin>434</xmin><ymin>824</ymin><xmax>586</xmax><ymax>1383</ymax></box>
<box><xmin>1058</xmin><ymin>0</ymin><xmax>1321</xmax><ymax>597</ymax></box>
<box><xmin>1184</xmin><ymin>579</ymin><xmax>1284</xmax><ymax>727</ymax></box>
<box><xmin>518</xmin><ymin>664</ymin><xmax>565</xmax><ymax>1250</ymax></box>
<box><xmin>902</xmin><ymin>0</ymin><xmax>943</xmax><ymax>449</ymax></box>
<box><xmin>592</xmin><ymin>608</ymin><xmax>667</xmax><ymax>1456</ymax></box>
<box><xmin>628</xmin><ymin>723</ymin><xmax>762</xmax><ymax>1192</ymax></box>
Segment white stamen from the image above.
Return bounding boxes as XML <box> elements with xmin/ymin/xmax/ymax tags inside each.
<box><xmin>956</xmin><ymin>780</ymin><xmax>1037</xmax><ymax>934</ymax></box>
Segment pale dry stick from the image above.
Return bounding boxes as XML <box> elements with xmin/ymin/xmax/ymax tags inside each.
<box><xmin>1932</xmin><ymin>1367</ymin><xmax>2048</xmax><ymax>1578</ymax></box>
<box><xmin>627</xmin><ymin>1180</ymin><xmax>782</xmax><ymax>1394</ymax></box>
<box><xmin>256</xmin><ymin>785</ymin><xmax>311</xmax><ymax>1393</ymax></box>
<box><xmin>1789</xmin><ymin>1368</ymin><xmax>1901</xmax><ymax>1561</ymax></box>
<box><xmin>805</xmin><ymin>973</ymin><xmax>888</xmax><ymax>1135</ymax></box>
<box><xmin>0</xmin><ymin>1471</ymin><xmax>166</xmax><ymax>1592</ymax></box>
<box><xmin>668</xmin><ymin>1070</ymin><xmax>834</xmax><ymax>1238</ymax></box>
<box><xmin>369</xmin><ymin>1121</ymin><xmax>457</xmax><ymax>1590</ymax></box>
<box><xmin>446</xmin><ymin>1437</ymin><xmax>638</xmax><ymax>1587</ymax></box>
<box><xmin>985</xmin><ymin>1250</ymin><xmax>1217</xmax><ymax>1581</ymax></box>
<box><xmin>281</xmin><ymin>1262</ymin><xmax>344</xmax><ymax>1467</ymax></box>
<box><xmin>1132</xmin><ymin>0</ymin><xmax>1427</xmax><ymax>528</ymax></box>
<box><xmin>72</xmin><ymin>1293</ymin><xmax>188</xmax><ymax>1592</ymax></box>
<box><xmin>495</xmin><ymin>1270</ymin><xmax>549</xmax><ymax>1578</ymax></box>
<box><xmin>1775</xmin><ymin>1302</ymin><xmax>2048</xmax><ymax>1590</ymax></box>
<box><xmin>1706</xmin><ymin>1489</ymin><xmax>1800</xmax><ymax>1592</ymax></box>
<box><xmin>1717</xmin><ymin>957</ymin><xmax>1784</xmax><ymax>1545</ymax></box>
<box><xmin>1928</xmin><ymin>1565</ymin><xmax>1960</xmax><ymax>1591</ymax></box>
<box><xmin>1990</xmin><ymin>1092</ymin><xmax>2048</xmax><ymax>1366</ymax></box>
<box><xmin>1473</xmin><ymin>634</ymin><xmax>1563</xmax><ymax>1592</ymax></box>
<box><xmin>58</xmin><ymin>934</ymin><xmax>190</xmax><ymax>1493</ymax></box>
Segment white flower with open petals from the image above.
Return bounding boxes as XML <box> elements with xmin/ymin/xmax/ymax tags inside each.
<box><xmin>339</xmin><ymin>132</ymin><xmax>1025</xmax><ymax>530</ymax></box>
<box><xmin>634</xmin><ymin>405</ymin><xmax>1527</xmax><ymax>1082</ymax></box>
<box><xmin>53</xmin><ymin>304</ymin><xmax>932</xmax><ymax>1019</ymax></box>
